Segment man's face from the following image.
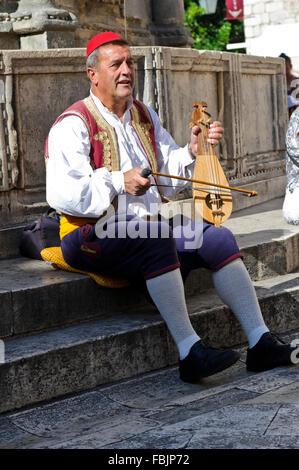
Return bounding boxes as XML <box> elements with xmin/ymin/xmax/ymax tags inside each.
<box><xmin>91</xmin><ymin>44</ymin><xmax>135</xmax><ymax>105</ymax></box>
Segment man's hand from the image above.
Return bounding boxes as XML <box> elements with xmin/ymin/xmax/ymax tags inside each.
<box><xmin>189</xmin><ymin>121</ymin><xmax>224</xmax><ymax>158</ymax></box>
<box><xmin>124</xmin><ymin>168</ymin><xmax>151</xmax><ymax>196</ymax></box>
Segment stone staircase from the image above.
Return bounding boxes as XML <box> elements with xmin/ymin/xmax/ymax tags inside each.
<box><xmin>0</xmin><ymin>197</ymin><xmax>299</xmax><ymax>414</ymax></box>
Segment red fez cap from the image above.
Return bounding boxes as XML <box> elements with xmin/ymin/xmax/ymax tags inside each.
<box><xmin>86</xmin><ymin>32</ymin><xmax>124</xmax><ymax>57</ymax></box>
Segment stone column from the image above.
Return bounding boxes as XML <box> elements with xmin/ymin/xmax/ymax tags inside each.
<box><xmin>122</xmin><ymin>0</ymin><xmax>152</xmax><ymax>45</ymax></box>
<box><xmin>10</xmin><ymin>0</ymin><xmax>78</xmax><ymax>49</ymax></box>
<box><xmin>151</xmin><ymin>0</ymin><xmax>192</xmax><ymax>47</ymax></box>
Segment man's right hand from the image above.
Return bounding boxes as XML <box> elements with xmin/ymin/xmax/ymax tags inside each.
<box><xmin>123</xmin><ymin>168</ymin><xmax>151</xmax><ymax>196</ymax></box>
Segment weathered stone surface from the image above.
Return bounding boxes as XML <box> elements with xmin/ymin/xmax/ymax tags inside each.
<box><xmin>52</xmin><ymin>0</ymin><xmax>191</xmax><ymax>48</ymax></box>
<box><xmin>0</xmin><ymin>225</ymin><xmax>25</xmax><ymax>260</ymax></box>
<box><xmin>102</xmin><ymin>428</ymin><xmax>193</xmax><ymax>450</ymax></box>
<box><xmin>0</xmin><ymin>290</ymin><xmax>12</xmax><ymax>338</ymax></box>
<box><xmin>0</xmin><ymin>32</ymin><xmax>19</xmax><ymax>49</ymax></box>
<box><xmin>0</xmin><ymin>2</ymin><xmax>19</xmax><ymax>48</ymax></box>
<box><xmin>20</xmin><ymin>30</ymin><xmax>75</xmax><ymax>49</ymax></box>
<box><xmin>11</xmin><ymin>0</ymin><xmax>78</xmax><ymax>35</ymax></box>
<box><xmin>234</xmin><ymin>366</ymin><xmax>299</xmax><ymax>394</ymax></box>
<box><xmin>148</xmin><ymin>388</ymin><xmax>259</xmax><ymax>425</ymax></box>
<box><xmin>187</xmin><ymin>433</ymin><xmax>299</xmax><ymax>449</ymax></box>
<box><xmin>0</xmin><ymin>330</ymin><xmax>298</xmax><ymax>449</ymax></box>
<box><xmin>9</xmin><ymin>389</ymin><xmax>133</xmax><ymax>436</ymax></box>
<box><xmin>0</xmin><ymin>315</ymin><xmax>170</xmax><ymax>412</ymax></box>
<box><xmin>0</xmin><ymin>416</ymin><xmax>31</xmax><ymax>448</ymax></box>
<box><xmin>135</xmin><ymin>403</ymin><xmax>284</xmax><ymax>438</ymax></box>
<box><xmin>29</xmin><ymin>416</ymin><xmax>158</xmax><ymax>449</ymax></box>
<box><xmin>0</xmin><ymin>256</ymin><xmax>151</xmax><ymax>338</ymax></box>
<box><xmin>0</xmin><ymin>271</ymin><xmax>299</xmax><ymax>413</ymax></box>
<box><xmin>241</xmin><ymin>381</ymin><xmax>299</xmax><ymax>404</ymax></box>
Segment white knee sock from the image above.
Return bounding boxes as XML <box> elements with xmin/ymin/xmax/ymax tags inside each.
<box><xmin>146</xmin><ymin>269</ymin><xmax>200</xmax><ymax>359</ymax></box>
<box><xmin>212</xmin><ymin>258</ymin><xmax>269</xmax><ymax>348</ymax></box>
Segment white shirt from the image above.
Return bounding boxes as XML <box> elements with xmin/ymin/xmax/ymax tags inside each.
<box><xmin>46</xmin><ymin>92</ymin><xmax>195</xmax><ymax>219</ymax></box>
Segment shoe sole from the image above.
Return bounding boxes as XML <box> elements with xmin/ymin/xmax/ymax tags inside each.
<box><xmin>180</xmin><ymin>352</ymin><xmax>240</xmax><ymax>384</ymax></box>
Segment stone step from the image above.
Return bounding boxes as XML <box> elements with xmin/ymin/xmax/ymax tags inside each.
<box><xmin>0</xmin><ymin>270</ymin><xmax>299</xmax><ymax>414</ymax></box>
<box><xmin>1</xmin><ymin>198</ymin><xmax>299</xmax><ymax>340</ymax></box>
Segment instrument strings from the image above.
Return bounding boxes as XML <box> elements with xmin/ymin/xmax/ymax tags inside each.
<box><xmin>202</xmin><ymin>118</ymin><xmax>221</xmax><ymax>210</ymax></box>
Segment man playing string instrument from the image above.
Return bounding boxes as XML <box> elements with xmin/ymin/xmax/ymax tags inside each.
<box><xmin>46</xmin><ymin>32</ymin><xmax>295</xmax><ymax>383</ymax></box>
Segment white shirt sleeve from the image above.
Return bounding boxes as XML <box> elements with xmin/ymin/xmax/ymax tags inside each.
<box><xmin>46</xmin><ymin>115</ymin><xmax>125</xmax><ymax>218</ymax></box>
<box><xmin>148</xmin><ymin>107</ymin><xmax>195</xmax><ymax>197</ymax></box>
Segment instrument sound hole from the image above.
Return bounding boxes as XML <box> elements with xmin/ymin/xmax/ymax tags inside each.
<box><xmin>205</xmin><ymin>193</ymin><xmax>223</xmax><ymax>210</ymax></box>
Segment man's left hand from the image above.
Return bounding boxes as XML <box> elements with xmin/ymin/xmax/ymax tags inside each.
<box><xmin>189</xmin><ymin>121</ymin><xmax>224</xmax><ymax>158</ymax></box>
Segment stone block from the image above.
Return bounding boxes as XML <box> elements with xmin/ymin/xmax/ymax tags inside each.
<box><xmin>252</xmin><ymin>24</ymin><xmax>261</xmax><ymax>36</ymax></box>
<box><xmin>260</xmin><ymin>12</ymin><xmax>270</xmax><ymax>24</ymax></box>
<box><xmin>244</xmin><ymin>5</ymin><xmax>252</xmax><ymax>16</ymax></box>
<box><xmin>244</xmin><ymin>0</ymin><xmax>263</xmax><ymax>5</ymax></box>
<box><xmin>265</xmin><ymin>1</ymin><xmax>284</xmax><ymax>13</ymax></box>
<box><xmin>245</xmin><ymin>16</ymin><xmax>262</xmax><ymax>27</ymax></box>
<box><xmin>252</xmin><ymin>3</ymin><xmax>265</xmax><ymax>14</ymax></box>
<box><xmin>0</xmin><ymin>225</ymin><xmax>25</xmax><ymax>260</ymax></box>
<box><xmin>245</xmin><ymin>25</ymin><xmax>255</xmax><ymax>38</ymax></box>
<box><xmin>0</xmin><ymin>256</ymin><xmax>149</xmax><ymax>339</ymax></box>
<box><xmin>269</xmin><ymin>10</ymin><xmax>288</xmax><ymax>23</ymax></box>
<box><xmin>20</xmin><ymin>30</ymin><xmax>75</xmax><ymax>50</ymax></box>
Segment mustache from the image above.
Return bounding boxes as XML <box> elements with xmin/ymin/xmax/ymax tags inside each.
<box><xmin>117</xmin><ymin>75</ymin><xmax>132</xmax><ymax>84</ymax></box>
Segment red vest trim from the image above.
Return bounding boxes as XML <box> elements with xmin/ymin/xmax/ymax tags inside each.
<box><xmin>45</xmin><ymin>96</ymin><xmax>158</xmax><ymax>174</ymax></box>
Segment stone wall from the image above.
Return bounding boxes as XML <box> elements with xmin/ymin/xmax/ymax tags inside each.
<box><xmin>0</xmin><ymin>47</ymin><xmax>288</xmax><ymax>228</ymax></box>
<box><xmin>244</xmin><ymin>0</ymin><xmax>299</xmax><ymax>71</ymax></box>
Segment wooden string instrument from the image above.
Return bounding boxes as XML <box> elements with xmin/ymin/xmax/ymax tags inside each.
<box><xmin>190</xmin><ymin>100</ymin><xmax>232</xmax><ymax>227</ymax></box>
<box><xmin>141</xmin><ymin>101</ymin><xmax>257</xmax><ymax>226</ymax></box>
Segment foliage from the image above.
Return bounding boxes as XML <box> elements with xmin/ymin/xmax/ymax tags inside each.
<box><xmin>184</xmin><ymin>0</ymin><xmax>245</xmax><ymax>52</ymax></box>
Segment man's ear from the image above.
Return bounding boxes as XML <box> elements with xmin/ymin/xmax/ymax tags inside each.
<box><xmin>87</xmin><ymin>67</ymin><xmax>98</xmax><ymax>86</ymax></box>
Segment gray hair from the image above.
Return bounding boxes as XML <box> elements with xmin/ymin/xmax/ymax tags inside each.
<box><xmin>86</xmin><ymin>39</ymin><xmax>129</xmax><ymax>73</ymax></box>
<box><xmin>86</xmin><ymin>48</ymin><xmax>100</xmax><ymax>70</ymax></box>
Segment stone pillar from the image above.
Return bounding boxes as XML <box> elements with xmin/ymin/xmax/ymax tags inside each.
<box><xmin>122</xmin><ymin>0</ymin><xmax>152</xmax><ymax>45</ymax></box>
<box><xmin>10</xmin><ymin>0</ymin><xmax>78</xmax><ymax>49</ymax></box>
<box><xmin>151</xmin><ymin>0</ymin><xmax>192</xmax><ymax>47</ymax></box>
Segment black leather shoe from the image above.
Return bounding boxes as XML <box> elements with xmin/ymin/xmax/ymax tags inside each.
<box><xmin>246</xmin><ymin>332</ymin><xmax>296</xmax><ymax>372</ymax></box>
<box><xmin>179</xmin><ymin>340</ymin><xmax>240</xmax><ymax>383</ymax></box>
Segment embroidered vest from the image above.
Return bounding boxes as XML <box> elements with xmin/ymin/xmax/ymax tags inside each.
<box><xmin>45</xmin><ymin>96</ymin><xmax>158</xmax><ymax>173</ymax></box>
<box><xmin>45</xmin><ymin>96</ymin><xmax>160</xmax><ymax>238</ymax></box>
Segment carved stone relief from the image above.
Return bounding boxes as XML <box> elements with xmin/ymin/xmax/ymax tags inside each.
<box><xmin>0</xmin><ymin>74</ymin><xmax>18</xmax><ymax>192</ymax></box>
<box><xmin>156</xmin><ymin>47</ymin><xmax>288</xmax><ymax>189</ymax></box>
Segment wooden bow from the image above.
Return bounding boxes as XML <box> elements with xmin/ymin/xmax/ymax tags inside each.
<box><xmin>141</xmin><ymin>168</ymin><xmax>257</xmax><ymax>197</ymax></box>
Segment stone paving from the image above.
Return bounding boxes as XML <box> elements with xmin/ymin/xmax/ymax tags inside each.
<box><xmin>0</xmin><ymin>329</ymin><xmax>298</xmax><ymax>450</ymax></box>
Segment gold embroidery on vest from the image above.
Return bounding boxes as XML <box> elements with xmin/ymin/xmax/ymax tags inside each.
<box><xmin>83</xmin><ymin>96</ymin><xmax>120</xmax><ymax>172</ymax></box>
<box><xmin>130</xmin><ymin>104</ymin><xmax>157</xmax><ymax>173</ymax></box>
<box><xmin>93</xmin><ymin>130</ymin><xmax>112</xmax><ymax>172</ymax></box>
